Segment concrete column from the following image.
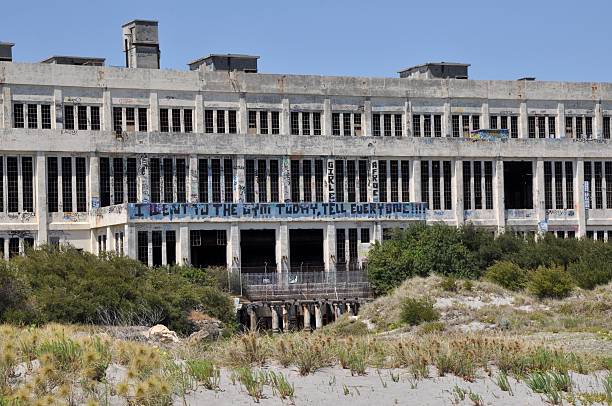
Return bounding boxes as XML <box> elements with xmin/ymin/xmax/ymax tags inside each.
<box><xmin>35</xmin><ymin>153</ymin><xmax>48</xmax><ymax>245</ymax></box>
<box><xmin>125</xmin><ymin>224</ymin><xmax>136</xmax><ymax>259</ymax></box>
<box><xmin>557</xmin><ymin>103</ymin><xmax>566</xmax><ymax>138</ymax></box>
<box><xmin>179</xmin><ymin>225</ymin><xmax>190</xmax><ymax>265</ymax></box>
<box><xmin>277</xmin><ymin>222</ymin><xmax>289</xmax><ymax>272</ymax></box>
<box><xmin>235</xmin><ymin>155</ymin><xmax>245</xmax><ymax>203</ymax></box>
<box><xmin>535</xmin><ymin>160</ymin><xmax>546</xmax><ymax>231</ymax></box>
<box><xmin>271</xmin><ymin>306</ymin><xmax>280</xmax><ymax>334</ymax></box>
<box><xmin>325</xmin><ymin>223</ymin><xmax>336</xmax><ymax>272</ymax></box>
<box><xmin>494</xmin><ymin>159</ymin><xmax>505</xmax><ymax>233</ymax></box>
<box><xmin>1</xmin><ymin>86</ymin><xmax>10</xmax><ymax>129</ymax></box>
<box><xmin>333</xmin><ymin>303</ymin><xmax>339</xmax><ymax>321</ymax></box>
<box><xmin>364</xmin><ymin>99</ymin><xmax>372</xmax><ymax>136</ymax></box>
<box><xmin>323</xmin><ymin>98</ymin><xmax>332</xmax><ymax>136</ymax></box>
<box><xmin>481</xmin><ymin>102</ymin><xmax>489</xmax><ymax>131</ymax></box>
<box><xmin>248</xmin><ymin>307</ymin><xmax>257</xmax><ymax>331</ymax></box>
<box><xmin>281</xmin><ymin>158</ymin><xmax>291</xmax><ymax>202</ymax></box>
<box><xmin>444</xmin><ymin>101</ymin><xmax>452</xmax><ymax>137</ymax></box>
<box><xmin>370</xmin><ymin>159</ymin><xmax>379</xmax><ymax>202</ymax></box>
<box><xmin>195</xmin><ymin>93</ymin><xmax>204</xmax><ymax>133</ymax></box>
<box><xmin>89</xmin><ymin>155</ymin><xmax>100</xmax><ymax>209</ymax></box>
<box><xmin>188</xmin><ymin>155</ymin><xmax>198</xmax><ymax>202</ymax></box>
<box><xmin>53</xmin><ymin>89</ymin><xmax>63</xmax><ymax>130</ymax></box>
<box><xmin>453</xmin><ymin>159</ymin><xmax>464</xmax><ymax>226</ymax></box>
<box><xmin>149</xmin><ymin>92</ymin><xmax>159</xmax><ymax>132</ymax></box>
<box><xmin>239</xmin><ymin>94</ymin><xmax>248</xmax><ymax>134</ymax></box>
<box><xmin>412</xmin><ymin>159</ymin><xmax>422</xmax><ymax>203</ymax></box>
<box><xmin>282</xmin><ymin>305</ymin><xmax>289</xmax><ymax>332</ymax></box>
<box><xmin>303</xmin><ymin>304</ymin><xmax>311</xmax><ymax>331</ymax></box>
<box><xmin>314</xmin><ymin>304</ymin><xmax>322</xmax><ymax>329</ymax></box>
<box><xmin>403</xmin><ymin>100</ymin><xmax>410</xmax><ymax>137</ymax></box>
<box><xmin>281</xmin><ymin>98</ymin><xmax>290</xmax><ymax>135</ymax></box>
<box><xmin>325</xmin><ymin>158</ymin><xmax>335</xmax><ymax>203</ymax></box>
<box><xmin>519</xmin><ymin>102</ymin><xmax>528</xmax><ymax>139</ymax></box>
<box><xmin>576</xmin><ymin>160</ymin><xmax>586</xmax><ymax>237</ymax></box>
<box><xmin>102</xmin><ymin>90</ymin><xmax>111</xmax><ymax>132</ymax></box>
<box><xmin>595</xmin><ymin>103</ymin><xmax>603</xmax><ymax>139</ymax></box>
<box><xmin>229</xmin><ymin>223</ymin><xmax>240</xmax><ymax>269</ymax></box>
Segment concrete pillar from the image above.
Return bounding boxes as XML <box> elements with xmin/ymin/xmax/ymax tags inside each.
<box><xmin>235</xmin><ymin>155</ymin><xmax>245</xmax><ymax>203</ymax></box>
<box><xmin>149</xmin><ymin>92</ymin><xmax>159</xmax><ymax>132</ymax></box>
<box><xmin>494</xmin><ymin>159</ymin><xmax>505</xmax><ymax>233</ymax></box>
<box><xmin>179</xmin><ymin>225</ymin><xmax>190</xmax><ymax>265</ymax></box>
<box><xmin>453</xmin><ymin>159</ymin><xmax>464</xmax><ymax>226</ymax></box>
<box><xmin>443</xmin><ymin>101</ymin><xmax>451</xmax><ymax>137</ymax></box>
<box><xmin>557</xmin><ymin>103</ymin><xmax>566</xmax><ymax>138</ymax></box>
<box><xmin>481</xmin><ymin>102</ymin><xmax>489</xmax><ymax>131</ymax></box>
<box><xmin>325</xmin><ymin>223</ymin><xmax>336</xmax><ymax>272</ymax></box>
<box><xmin>595</xmin><ymin>103</ymin><xmax>603</xmax><ymax>139</ymax></box>
<box><xmin>323</xmin><ymin>98</ymin><xmax>332</xmax><ymax>136</ymax></box>
<box><xmin>403</xmin><ymin>100</ymin><xmax>410</xmax><ymax>137</ymax></box>
<box><xmin>101</xmin><ymin>90</ymin><xmax>111</xmax><ymax>132</ymax></box>
<box><xmin>125</xmin><ymin>224</ymin><xmax>136</xmax><ymax>259</ymax></box>
<box><xmin>281</xmin><ymin>98</ymin><xmax>290</xmax><ymax>135</ymax></box>
<box><xmin>364</xmin><ymin>99</ymin><xmax>372</xmax><ymax>136</ymax></box>
<box><xmin>229</xmin><ymin>223</ymin><xmax>240</xmax><ymax>269</ymax></box>
<box><xmin>535</xmin><ymin>160</ymin><xmax>546</xmax><ymax>232</ymax></box>
<box><xmin>519</xmin><ymin>102</ymin><xmax>528</xmax><ymax>139</ymax></box>
<box><xmin>325</xmin><ymin>158</ymin><xmax>335</xmax><ymax>203</ymax></box>
<box><xmin>271</xmin><ymin>306</ymin><xmax>280</xmax><ymax>334</ymax></box>
<box><xmin>239</xmin><ymin>94</ymin><xmax>248</xmax><ymax>134</ymax></box>
<box><xmin>281</xmin><ymin>158</ymin><xmax>291</xmax><ymax>202</ymax></box>
<box><xmin>188</xmin><ymin>155</ymin><xmax>198</xmax><ymax>202</ymax></box>
<box><xmin>89</xmin><ymin>155</ymin><xmax>100</xmax><ymax>210</ymax></box>
<box><xmin>370</xmin><ymin>159</ymin><xmax>379</xmax><ymax>202</ymax></box>
<box><xmin>277</xmin><ymin>222</ymin><xmax>289</xmax><ymax>272</ymax></box>
<box><xmin>35</xmin><ymin>153</ymin><xmax>48</xmax><ymax>245</ymax></box>
<box><xmin>302</xmin><ymin>304</ymin><xmax>311</xmax><ymax>331</ymax></box>
<box><xmin>314</xmin><ymin>304</ymin><xmax>322</xmax><ymax>329</ymax></box>
<box><xmin>412</xmin><ymin>159</ymin><xmax>422</xmax><ymax>203</ymax></box>
<box><xmin>282</xmin><ymin>305</ymin><xmax>289</xmax><ymax>332</ymax></box>
<box><xmin>333</xmin><ymin>303</ymin><xmax>339</xmax><ymax>321</ymax></box>
<box><xmin>53</xmin><ymin>89</ymin><xmax>63</xmax><ymax>130</ymax></box>
<box><xmin>1</xmin><ymin>87</ymin><xmax>10</xmax><ymax>129</ymax></box>
<box><xmin>576</xmin><ymin>160</ymin><xmax>586</xmax><ymax>237</ymax></box>
<box><xmin>248</xmin><ymin>307</ymin><xmax>257</xmax><ymax>331</ymax></box>
<box><xmin>195</xmin><ymin>93</ymin><xmax>204</xmax><ymax>133</ymax></box>
<box><xmin>139</xmin><ymin>155</ymin><xmax>150</xmax><ymax>203</ymax></box>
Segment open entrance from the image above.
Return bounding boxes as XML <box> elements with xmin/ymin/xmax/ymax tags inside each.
<box><xmin>504</xmin><ymin>161</ymin><xmax>533</xmax><ymax>209</ymax></box>
<box><xmin>289</xmin><ymin>229</ymin><xmax>324</xmax><ymax>271</ymax></box>
<box><xmin>240</xmin><ymin>229</ymin><xmax>276</xmax><ymax>272</ymax></box>
<box><xmin>190</xmin><ymin>230</ymin><xmax>227</xmax><ymax>268</ymax></box>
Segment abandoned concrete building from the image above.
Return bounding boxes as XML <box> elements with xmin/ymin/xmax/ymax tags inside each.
<box><xmin>2</xmin><ymin>20</ymin><xmax>612</xmax><ymax>329</ymax></box>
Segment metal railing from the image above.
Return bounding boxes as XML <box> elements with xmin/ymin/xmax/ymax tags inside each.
<box><xmin>230</xmin><ymin>266</ymin><xmax>372</xmax><ymax>301</ymax></box>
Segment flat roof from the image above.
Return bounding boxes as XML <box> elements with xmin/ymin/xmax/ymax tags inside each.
<box><xmin>188</xmin><ymin>54</ymin><xmax>260</xmax><ymax>66</ymax></box>
<box><xmin>122</xmin><ymin>19</ymin><xmax>158</xmax><ymax>27</ymax></box>
<box><xmin>40</xmin><ymin>55</ymin><xmax>106</xmax><ymax>64</ymax></box>
<box><xmin>398</xmin><ymin>62</ymin><xmax>470</xmax><ymax>73</ymax></box>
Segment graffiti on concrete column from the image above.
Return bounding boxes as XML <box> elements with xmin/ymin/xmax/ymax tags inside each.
<box><xmin>128</xmin><ymin>202</ymin><xmax>427</xmax><ymax>221</ymax></box>
<box><xmin>371</xmin><ymin>160</ymin><xmax>379</xmax><ymax>202</ymax></box>
<box><xmin>327</xmin><ymin>160</ymin><xmax>335</xmax><ymax>203</ymax></box>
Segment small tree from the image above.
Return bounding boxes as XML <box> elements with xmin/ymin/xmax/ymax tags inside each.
<box><xmin>527</xmin><ymin>266</ymin><xmax>574</xmax><ymax>299</ymax></box>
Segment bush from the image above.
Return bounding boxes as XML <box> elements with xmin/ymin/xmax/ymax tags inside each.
<box><xmin>527</xmin><ymin>267</ymin><xmax>574</xmax><ymax>299</ymax></box>
<box><xmin>568</xmin><ymin>245</ymin><xmax>612</xmax><ymax>289</ymax></box>
<box><xmin>485</xmin><ymin>261</ymin><xmax>528</xmax><ymax>291</ymax></box>
<box><xmin>438</xmin><ymin>276</ymin><xmax>458</xmax><ymax>292</ymax></box>
<box><xmin>400</xmin><ymin>298</ymin><xmax>439</xmax><ymax>326</ymax></box>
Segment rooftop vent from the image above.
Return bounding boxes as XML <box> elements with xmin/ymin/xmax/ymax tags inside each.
<box><xmin>398</xmin><ymin>62</ymin><xmax>470</xmax><ymax>79</ymax></box>
<box><xmin>188</xmin><ymin>54</ymin><xmax>259</xmax><ymax>72</ymax></box>
<box><xmin>0</xmin><ymin>42</ymin><xmax>14</xmax><ymax>62</ymax></box>
<box><xmin>41</xmin><ymin>55</ymin><xmax>105</xmax><ymax>66</ymax></box>
<box><xmin>122</xmin><ymin>19</ymin><xmax>160</xmax><ymax>69</ymax></box>
<box><xmin>517</xmin><ymin>77</ymin><xmax>536</xmax><ymax>81</ymax></box>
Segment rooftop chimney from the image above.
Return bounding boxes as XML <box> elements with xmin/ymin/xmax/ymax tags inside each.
<box><xmin>122</xmin><ymin>20</ymin><xmax>160</xmax><ymax>69</ymax></box>
<box><xmin>188</xmin><ymin>54</ymin><xmax>259</xmax><ymax>72</ymax></box>
<box><xmin>0</xmin><ymin>42</ymin><xmax>14</xmax><ymax>62</ymax></box>
<box><xmin>398</xmin><ymin>62</ymin><xmax>470</xmax><ymax>79</ymax></box>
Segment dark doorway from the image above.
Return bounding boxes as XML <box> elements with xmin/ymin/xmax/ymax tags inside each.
<box><xmin>504</xmin><ymin>161</ymin><xmax>533</xmax><ymax>209</ymax></box>
<box><xmin>240</xmin><ymin>229</ymin><xmax>276</xmax><ymax>272</ymax></box>
<box><xmin>190</xmin><ymin>230</ymin><xmax>227</xmax><ymax>268</ymax></box>
<box><xmin>289</xmin><ymin>229</ymin><xmax>324</xmax><ymax>271</ymax></box>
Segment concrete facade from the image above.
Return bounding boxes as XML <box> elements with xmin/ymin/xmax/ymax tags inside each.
<box><xmin>1</xmin><ymin>49</ymin><xmax>612</xmax><ymax>270</ymax></box>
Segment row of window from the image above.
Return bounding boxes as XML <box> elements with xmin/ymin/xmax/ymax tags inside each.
<box><xmin>0</xmin><ymin>156</ymin><xmax>34</xmax><ymax>213</ymax></box>
<box><xmin>137</xmin><ymin>230</ymin><xmax>177</xmax><ymax>266</ymax></box>
<box><xmin>0</xmin><ymin>236</ymin><xmax>34</xmax><ymax>259</ymax></box>
<box><xmin>47</xmin><ymin>157</ymin><xmax>88</xmax><ymax>212</ymax></box>
<box><xmin>583</xmin><ymin>161</ymin><xmax>612</xmax><ymax>210</ymax></box>
<box><xmin>543</xmin><ymin>161</ymin><xmax>575</xmax><ymax>210</ymax></box>
<box><xmin>463</xmin><ymin>161</ymin><xmax>494</xmax><ymax>210</ymax></box>
<box><xmin>336</xmin><ymin>228</ymin><xmax>370</xmax><ymax>268</ymax></box>
<box><xmin>11</xmin><ymin>103</ymin><xmax>612</xmax><ymax>139</ymax></box>
<box><xmin>421</xmin><ymin>160</ymin><xmax>453</xmax><ymax>210</ymax></box>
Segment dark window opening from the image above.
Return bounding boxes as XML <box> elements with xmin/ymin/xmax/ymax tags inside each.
<box><xmin>152</xmin><ymin>231</ymin><xmax>162</xmax><ymax>267</ymax></box>
<box><xmin>289</xmin><ymin>229</ymin><xmax>324</xmax><ymax>270</ymax></box>
<box><xmin>240</xmin><ymin>229</ymin><xmax>276</xmax><ymax>271</ymax></box>
<box><xmin>504</xmin><ymin>161</ymin><xmax>533</xmax><ymax>209</ymax></box>
<box><xmin>166</xmin><ymin>230</ymin><xmax>176</xmax><ymax>266</ymax></box>
<box><xmin>190</xmin><ymin>230</ymin><xmax>227</xmax><ymax>268</ymax></box>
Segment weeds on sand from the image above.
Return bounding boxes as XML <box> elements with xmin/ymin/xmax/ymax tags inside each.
<box><xmin>186</xmin><ymin>359</ymin><xmax>220</xmax><ymax>390</ymax></box>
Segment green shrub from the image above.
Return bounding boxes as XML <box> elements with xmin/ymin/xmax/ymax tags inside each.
<box><xmin>568</xmin><ymin>246</ymin><xmax>612</xmax><ymax>289</ymax></box>
<box><xmin>527</xmin><ymin>267</ymin><xmax>574</xmax><ymax>299</ymax></box>
<box><xmin>400</xmin><ymin>298</ymin><xmax>439</xmax><ymax>326</ymax></box>
<box><xmin>438</xmin><ymin>276</ymin><xmax>458</xmax><ymax>292</ymax></box>
<box><xmin>485</xmin><ymin>261</ymin><xmax>528</xmax><ymax>291</ymax></box>
<box><xmin>417</xmin><ymin>321</ymin><xmax>445</xmax><ymax>335</ymax></box>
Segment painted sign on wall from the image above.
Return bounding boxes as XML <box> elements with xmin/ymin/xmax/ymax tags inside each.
<box><xmin>128</xmin><ymin>202</ymin><xmax>427</xmax><ymax>221</ymax></box>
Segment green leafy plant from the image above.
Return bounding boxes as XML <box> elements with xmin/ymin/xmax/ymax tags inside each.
<box><xmin>400</xmin><ymin>298</ymin><xmax>439</xmax><ymax>326</ymax></box>
<box><xmin>485</xmin><ymin>261</ymin><xmax>528</xmax><ymax>291</ymax></box>
<box><xmin>186</xmin><ymin>359</ymin><xmax>220</xmax><ymax>390</ymax></box>
<box><xmin>528</xmin><ymin>267</ymin><xmax>574</xmax><ymax>299</ymax></box>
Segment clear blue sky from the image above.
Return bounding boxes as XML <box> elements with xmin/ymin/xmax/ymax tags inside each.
<box><xmin>2</xmin><ymin>0</ymin><xmax>611</xmax><ymax>82</ymax></box>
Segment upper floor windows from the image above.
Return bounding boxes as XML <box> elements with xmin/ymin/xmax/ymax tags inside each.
<box><xmin>373</xmin><ymin>113</ymin><xmax>402</xmax><ymax>136</ymax></box>
<box><xmin>248</xmin><ymin>110</ymin><xmax>280</xmax><ymax>135</ymax></box>
<box><xmin>13</xmin><ymin>103</ymin><xmax>52</xmax><ymax>129</ymax></box>
<box><xmin>332</xmin><ymin>112</ymin><xmax>362</xmax><ymax>136</ymax></box>
<box><xmin>565</xmin><ymin>115</ymin><xmax>593</xmax><ymax>139</ymax></box>
<box><xmin>451</xmin><ymin>114</ymin><xmax>479</xmax><ymax>138</ymax></box>
<box><xmin>160</xmin><ymin>108</ymin><xmax>192</xmax><ymax>133</ymax></box>
<box><xmin>0</xmin><ymin>156</ymin><xmax>33</xmax><ymax>213</ymax></box>
<box><xmin>489</xmin><ymin>114</ymin><xmax>519</xmax><ymax>138</ymax></box>
<box><xmin>112</xmin><ymin>107</ymin><xmax>148</xmax><ymax>134</ymax></box>
<box><xmin>290</xmin><ymin>111</ymin><xmax>322</xmax><ymax>135</ymax></box>
<box><xmin>65</xmin><ymin>105</ymin><xmax>101</xmax><ymax>131</ymax></box>
<box><xmin>414</xmin><ymin>114</ymin><xmax>444</xmax><ymax>137</ymax></box>
<box><xmin>528</xmin><ymin>115</ymin><xmax>556</xmax><ymax>138</ymax></box>
<box><xmin>204</xmin><ymin>109</ymin><xmax>237</xmax><ymax>134</ymax></box>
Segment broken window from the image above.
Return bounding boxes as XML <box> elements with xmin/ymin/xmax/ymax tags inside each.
<box><xmin>13</xmin><ymin>104</ymin><xmax>24</xmax><ymax>128</ymax></box>
<box><xmin>444</xmin><ymin>161</ymin><xmax>452</xmax><ymax>210</ymax></box>
<box><xmin>113</xmin><ymin>158</ymin><xmax>124</xmax><ymax>205</ymax></box>
<box><xmin>344</xmin><ymin>114</ymin><xmax>352</xmax><ymax>136</ymax></box>
<box><xmin>245</xmin><ymin>159</ymin><xmax>255</xmax><ymax>203</ymax></box>
<box><xmin>137</xmin><ymin>231</ymin><xmax>148</xmax><ymax>264</ymax></box>
<box><xmin>421</xmin><ymin>161</ymin><xmax>429</xmax><ymax>206</ymax></box>
<box><xmin>607</xmin><ymin>162</ymin><xmax>612</xmax><ymax>209</ymax></box>
<box><xmin>205</xmin><ymin>110</ymin><xmax>214</xmax><ymax>133</ymax></box>
<box><xmin>528</xmin><ymin>116</ymin><xmax>536</xmax><ymax>138</ymax></box>
<box><xmin>151</xmin><ymin>231</ymin><xmax>162</xmax><ymax>267</ymax></box>
<box><xmin>604</xmin><ymin>117</ymin><xmax>611</xmax><ymax>139</ymax></box>
<box><xmin>452</xmin><ymin>115</ymin><xmax>460</xmax><ymax>137</ymax></box>
<box><xmin>62</xmin><ymin>157</ymin><xmax>73</xmax><ymax>211</ymax></box>
<box><xmin>138</xmin><ymin>108</ymin><xmax>147</xmax><ymax>132</ymax></box>
<box><xmin>372</xmin><ymin>113</ymin><xmax>380</xmax><ymax>136</ymax></box>
<box><xmin>163</xmin><ymin>158</ymin><xmax>173</xmax><ymax>203</ymax></box>
<box><xmin>554</xmin><ymin>162</ymin><xmax>563</xmax><ymax>209</ymax></box>
<box><xmin>113</xmin><ymin>107</ymin><xmax>123</xmax><ymax>133</ymax></box>
<box><xmin>361</xmin><ymin>228</ymin><xmax>370</xmax><ymax>243</ymax></box>
<box><xmin>474</xmin><ymin>161</ymin><xmax>482</xmax><ymax>210</ymax></box>
<box><xmin>47</xmin><ymin>157</ymin><xmax>59</xmax><ymax>212</ymax></box>
<box><xmin>271</xmin><ymin>111</ymin><xmax>280</xmax><ymax>134</ymax></box>
<box><xmin>27</xmin><ymin>104</ymin><xmax>37</xmax><ymax>129</ymax></box>
<box><xmin>395</xmin><ymin>114</ymin><xmax>403</xmax><ymax>136</ymax></box>
<box><xmin>64</xmin><ymin>105</ymin><xmax>75</xmax><ymax>130</ymax></box>
<box><xmin>390</xmin><ymin>160</ymin><xmax>399</xmax><ymax>202</ymax></box>
<box><xmin>171</xmin><ymin>110</ymin><xmax>181</xmax><ymax>132</ymax></box>
<box><xmin>215</xmin><ymin>110</ymin><xmax>224</xmax><ymax>134</ymax></box>
<box><xmin>291</xmin><ymin>112</ymin><xmax>299</xmax><ymax>135</ymax></box>
<box><xmin>270</xmin><ymin>160</ymin><xmax>280</xmax><ymax>202</ymax></box>
<box><xmin>150</xmin><ymin>158</ymin><xmax>161</xmax><ymax>203</ymax></box>
<box><xmin>346</xmin><ymin>161</ymin><xmax>355</xmax><ymax>202</ymax></box>
<box><xmin>504</xmin><ymin>161</ymin><xmax>533</xmax><ymax>209</ymax></box>
<box><xmin>315</xmin><ymin>160</ymin><xmax>324</xmax><ymax>201</ymax></box>
<box><xmin>228</xmin><ymin>110</ymin><xmax>237</xmax><ymax>133</ymax></box>
<box><xmin>383</xmin><ymin>114</ymin><xmax>392</xmax><ymax>136</ymax></box>
<box><xmin>7</xmin><ymin>157</ymin><xmax>18</xmax><ymax>213</ymax></box>
<box><xmin>211</xmin><ymin>159</ymin><xmax>221</xmax><ymax>202</ymax></box>
<box><xmin>76</xmin><ymin>157</ymin><xmax>87</xmax><ymax>211</ymax></box>
<box><xmin>348</xmin><ymin>228</ymin><xmax>358</xmax><ymax>264</ymax></box>
<box><xmin>184</xmin><ymin>109</ymin><xmax>193</xmax><ymax>133</ymax></box>
<box><xmin>379</xmin><ymin>160</ymin><xmax>388</xmax><ymax>202</ymax></box>
<box><xmin>259</xmin><ymin>111</ymin><xmax>268</xmax><ymax>134</ymax></box>
<box><xmin>76</xmin><ymin>106</ymin><xmax>87</xmax><ymax>130</ymax></box>
<box><xmin>401</xmin><ymin>160</ymin><xmax>410</xmax><ymax>202</ymax></box>
<box><xmin>198</xmin><ymin>159</ymin><xmax>209</xmax><ymax>202</ymax></box>
<box><xmin>424</xmin><ymin>115</ymin><xmax>431</xmax><ymax>137</ymax></box>
<box><xmin>585</xmin><ymin>116</ymin><xmax>593</xmax><ymax>138</ymax></box>
<box><xmin>41</xmin><ymin>104</ymin><xmax>52</xmax><ymax>129</ymax></box>
<box><xmin>412</xmin><ymin>114</ymin><xmax>421</xmax><ymax>137</ymax></box>
<box><xmin>126</xmin><ymin>158</ymin><xmax>137</xmax><ymax>204</ymax></box>
<box><xmin>463</xmin><ymin>161</ymin><xmax>471</xmax><ymax>210</ymax></box>
<box><xmin>510</xmin><ymin>116</ymin><xmax>518</xmax><ymax>138</ymax></box>
<box><xmin>257</xmin><ymin>160</ymin><xmax>267</xmax><ymax>203</ymax></box>
<box><xmin>314</xmin><ymin>112</ymin><xmax>322</xmax><ymax>135</ymax></box>
<box><xmin>303</xmin><ymin>160</ymin><xmax>312</xmax><ymax>201</ymax></box>
<box><xmin>166</xmin><ymin>230</ymin><xmax>176</xmax><ymax>265</ymax></box>
<box><xmin>544</xmin><ymin>161</ymin><xmax>553</xmax><ymax>210</ymax></box>
<box><xmin>176</xmin><ymin>159</ymin><xmax>186</xmax><ymax>202</ymax></box>
<box><xmin>484</xmin><ymin>161</ymin><xmax>493</xmax><ymax>210</ymax></box>
<box><xmin>594</xmin><ymin>161</ymin><xmax>603</xmax><ymax>209</ymax></box>
<box><xmin>565</xmin><ymin>117</ymin><xmax>574</xmax><ymax>138</ymax></box>
<box><xmin>336</xmin><ymin>229</ymin><xmax>346</xmax><ymax>266</ymax></box>
<box><xmin>584</xmin><ymin>161</ymin><xmax>592</xmax><ymax>209</ymax></box>
<box><xmin>432</xmin><ymin>161</ymin><xmax>441</xmax><ymax>210</ymax></box>
<box><xmin>335</xmin><ymin>160</ymin><xmax>345</xmax><ymax>202</ymax></box>
<box><xmin>224</xmin><ymin>159</ymin><xmax>233</xmax><ymax>202</ymax></box>
<box><xmin>247</xmin><ymin>111</ymin><xmax>257</xmax><ymax>134</ymax></box>
<box><xmin>565</xmin><ymin>161</ymin><xmax>573</xmax><ymax>208</ymax></box>
<box><xmin>359</xmin><ymin>160</ymin><xmax>368</xmax><ymax>202</ymax></box>
<box><xmin>100</xmin><ymin>157</ymin><xmax>111</xmax><ymax>207</ymax></box>
<box><xmin>291</xmin><ymin>160</ymin><xmax>300</xmax><ymax>201</ymax></box>
<box><xmin>433</xmin><ymin>115</ymin><xmax>442</xmax><ymax>137</ymax></box>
